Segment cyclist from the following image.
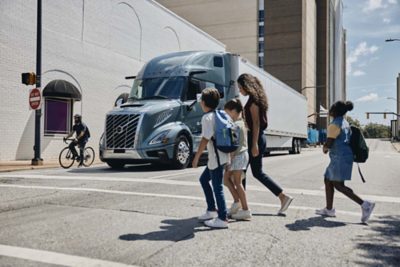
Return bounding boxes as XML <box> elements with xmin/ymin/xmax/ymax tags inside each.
<box><xmin>64</xmin><ymin>114</ymin><xmax>90</xmax><ymax>167</ymax></box>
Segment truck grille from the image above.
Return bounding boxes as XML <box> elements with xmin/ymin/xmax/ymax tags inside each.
<box><xmin>105</xmin><ymin>114</ymin><xmax>141</xmax><ymax>149</ymax></box>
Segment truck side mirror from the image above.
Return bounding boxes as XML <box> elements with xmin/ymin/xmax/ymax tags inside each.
<box><xmin>187</xmin><ymin>100</ymin><xmax>197</xmax><ymax>111</ymax></box>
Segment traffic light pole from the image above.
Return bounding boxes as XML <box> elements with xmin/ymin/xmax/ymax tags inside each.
<box><xmin>32</xmin><ymin>0</ymin><xmax>43</xmax><ymax>166</ymax></box>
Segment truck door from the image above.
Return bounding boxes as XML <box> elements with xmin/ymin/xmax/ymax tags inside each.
<box><xmin>183</xmin><ymin>78</ymin><xmax>225</xmax><ymax>134</ymax></box>
<box><xmin>182</xmin><ymin>78</ymin><xmax>204</xmax><ymax>136</ymax></box>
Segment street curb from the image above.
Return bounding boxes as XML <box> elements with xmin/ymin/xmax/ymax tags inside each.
<box><xmin>0</xmin><ymin>162</ymin><xmax>103</xmax><ymax>173</ymax></box>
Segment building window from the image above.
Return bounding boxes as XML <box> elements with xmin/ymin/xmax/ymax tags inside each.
<box><xmin>258</xmin><ymin>41</ymin><xmax>264</xmax><ymax>53</ymax></box>
<box><xmin>258</xmin><ymin>10</ymin><xmax>264</xmax><ymax>22</ymax></box>
<box><xmin>44</xmin><ymin>98</ymin><xmax>72</xmax><ymax>135</ymax></box>
<box><xmin>258</xmin><ymin>56</ymin><xmax>264</xmax><ymax>68</ymax></box>
<box><xmin>258</xmin><ymin>25</ymin><xmax>264</xmax><ymax>37</ymax></box>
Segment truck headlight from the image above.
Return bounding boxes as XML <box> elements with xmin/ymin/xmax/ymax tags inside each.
<box><xmin>149</xmin><ymin>130</ymin><xmax>170</xmax><ymax>145</ymax></box>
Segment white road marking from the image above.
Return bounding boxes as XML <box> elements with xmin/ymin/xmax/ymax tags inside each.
<box><xmin>1</xmin><ymin>174</ymin><xmax>399</xmax><ymax>204</ymax></box>
<box><xmin>0</xmin><ymin>184</ymin><xmax>381</xmax><ymax>217</ymax></box>
<box><xmin>0</xmin><ymin>244</ymin><xmax>137</xmax><ymax>267</ymax></box>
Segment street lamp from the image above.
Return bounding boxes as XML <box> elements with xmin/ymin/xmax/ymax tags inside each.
<box><xmin>385</xmin><ymin>38</ymin><xmax>400</xmax><ymax>42</ymax></box>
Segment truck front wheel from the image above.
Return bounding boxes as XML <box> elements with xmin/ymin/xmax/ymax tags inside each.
<box><xmin>172</xmin><ymin>135</ymin><xmax>191</xmax><ymax>169</ymax></box>
<box><xmin>106</xmin><ymin>160</ymin><xmax>125</xmax><ymax>169</ymax></box>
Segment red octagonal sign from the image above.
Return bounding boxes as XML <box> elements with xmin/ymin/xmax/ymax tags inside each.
<box><xmin>29</xmin><ymin>88</ymin><xmax>41</xmax><ymax>110</ymax></box>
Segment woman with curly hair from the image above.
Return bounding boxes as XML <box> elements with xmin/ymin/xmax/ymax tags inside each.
<box><xmin>237</xmin><ymin>73</ymin><xmax>293</xmax><ymax>214</ymax></box>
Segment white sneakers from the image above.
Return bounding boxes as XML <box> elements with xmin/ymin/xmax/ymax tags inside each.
<box><xmin>198</xmin><ymin>211</ymin><xmax>217</xmax><ymax>221</ymax></box>
<box><xmin>278</xmin><ymin>195</ymin><xmax>294</xmax><ymax>214</ymax></box>
<box><xmin>204</xmin><ymin>218</ymin><xmax>228</xmax><ymax>228</ymax></box>
<box><xmin>198</xmin><ymin>210</ymin><xmax>228</xmax><ymax>228</ymax></box>
<box><xmin>361</xmin><ymin>201</ymin><xmax>375</xmax><ymax>223</ymax></box>
<box><xmin>227</xmin><ymin>202</ymin><xmax>241</xmax><ymax>216</ymax></box>
<box><xmin>316</xmin><ymin>201</ymin><xmax>376</xmax><ymax>223</ymax></box>
<box><xmin>232</xmin><ymin>209</ymin><xmax>252</xmax><ymax>220</ymax></box>
<box><xmin>315</xmin><ymin>207</ymin><xmax>336</xmax><ymax>217</ymax></box>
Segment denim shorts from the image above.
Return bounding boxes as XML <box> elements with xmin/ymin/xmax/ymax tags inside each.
<box><xmin>229</xmin><ymin>151</ymin><xmax>249</xmax><ymax>171</ymax></box>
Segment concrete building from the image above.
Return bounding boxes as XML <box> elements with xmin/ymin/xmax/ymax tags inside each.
<box><xmin>0</xmin><ymin>0</ymin><xmax>224</xmax><ymax>161</ymax></box>
<box><xmin>316</xmin><ymin>0</ymin><xmax>346</xmax><ymax>129</ymax></box>
<box><xmin>156</xmin><ymin>0</ymin><xmax>260</xmax><ymax>66</ymax></box>
<box><xmin>157</xmin><ymin>0</ymin><xmax>346</xmax><ymax>127</ymax></box>
<box><xmin>263</xmin><ymin>0</ymin><xmax>317</xmax><ymax>124</ymax></box>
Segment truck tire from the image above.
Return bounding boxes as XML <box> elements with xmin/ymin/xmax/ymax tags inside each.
<box><xmin>289</xmin><ymin>139</ymin><xmax>296</xmax><ymax>154</ymax></box>
<box><xmin>172</xmin><ymin>135</ymin><xmax>191</xmax><ymax>169</ymax></box>
<box><xmin>296</xmin><ymin>139</ymin><xmax>302</xmax><ymax>154</ymax></box>
<box><xmin>106</xmin><ymin>161</ymin><xmax>125</xmax><ymax>169</ymax></box>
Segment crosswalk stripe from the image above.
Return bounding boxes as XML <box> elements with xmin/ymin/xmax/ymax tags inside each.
<box><xmin>0</xmin><ymin>184</ymin><xmax>382</xmax><ymax>217</ymax></box>
<box><xmin>1</xmin><ymin>174</ymin><xmax>399</xmax><ymax>204</ymax></box>
<box><xmin>0</xmin><ymin>244</ymin><xmax>137</xmax><ymax>267</ymax></box>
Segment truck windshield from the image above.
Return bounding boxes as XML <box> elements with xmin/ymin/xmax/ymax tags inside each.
<box><xmin>129</xmin><ymin>77</ymin><xmax>186</xmax><ymax>100</ymax></box>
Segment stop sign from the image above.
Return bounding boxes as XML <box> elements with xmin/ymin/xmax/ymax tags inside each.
<box><xmin>29</xmin><ymin>88</ymin><xmax>41</xmax><ymax>110</ymax></box>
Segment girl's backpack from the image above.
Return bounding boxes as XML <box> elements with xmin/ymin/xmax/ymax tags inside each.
<box><xmin>349</xmin><ymin>125</ymin><xmax>369</xmax><ymax>183</ymax></box>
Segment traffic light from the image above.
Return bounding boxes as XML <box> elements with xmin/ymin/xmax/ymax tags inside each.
<box><xmin>21</xmin><ymin>72</ymin><xmax>36</xmax><ymax>85</ymax></box>
<box><xmin>383</xmin><ymin>113</ymin><xmax>387</xmax><ymax>119</ymax></box>
<box><xmin>366</xmin><ymin>112</ymin><xmax>369</xmax><ymax>119</ymax></box>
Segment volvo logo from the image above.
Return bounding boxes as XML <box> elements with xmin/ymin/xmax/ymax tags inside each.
<box><xmin>116</xmin><ymin>126</ymin><xmax>124</xmax><ymax>134</ymax></box>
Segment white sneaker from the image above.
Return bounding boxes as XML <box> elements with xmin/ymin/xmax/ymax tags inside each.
<box><xmin>204</xmin><ymin>218</ymin><xmax>228</xmax><ymax>229</ymax></box>
<box><xmin>361</xmin><ymin>201</ymin><xmax>375</xmax><ymax>223</ymax></box>
<box><xmin>231</xmin><ymin>209</ymin><xmax>252</xmax><ymax>220</ymax></box>
<box><xmin>315</xmin><ymin>207</ymin><xmax>336</xmax><ymax>217</ymax></box>
<box><xmin>198</xmin><ymin>211</ymin><xmax>217</xmax><ymax>221</ymax></box>
<box><xmin>278</xmin><ymin>195</ymin><xmax>293</xmax><ymax>214</ymax></box>
<box><xmin>228</xmin><ymin>202</ymin><xmax>241</xmax><ymax>215</ymax></box>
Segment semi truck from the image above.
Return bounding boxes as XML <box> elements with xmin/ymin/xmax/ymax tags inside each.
<box><xmin>99</xmin><ymin>51</ymin><xmax>307</xmax><ymax>169</ymax></box>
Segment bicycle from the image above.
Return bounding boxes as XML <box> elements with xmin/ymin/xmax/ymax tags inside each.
<box><xmin>59</xmin><ymin>138</ymin><xmax>95</xmax><ymax>169</ymax></box>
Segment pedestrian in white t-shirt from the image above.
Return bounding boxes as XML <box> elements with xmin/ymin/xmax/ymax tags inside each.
<box><xmin>192</xmin><ymin>88</ymin><xmax>229</xmax><ymax>229</ymax></box>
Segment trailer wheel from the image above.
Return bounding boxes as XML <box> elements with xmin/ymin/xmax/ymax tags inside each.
<box><xmin>289</xmin><ymin>139</ymin><xmax>296</xmax><ymax>154</ymax></box>
<box><xmin>172</xmin><ymin>135</ymin><xmax>191</xmax><ymax>169</ymax></box>
<box><xmin>106</xmin><ymin>160</ymin><xmax>125</xmax><ymax>169</ymax></box>
<box><xmin>296</xmin><ymin>139</ymin><xmax>302</xmax><ymax>154</ymax></box>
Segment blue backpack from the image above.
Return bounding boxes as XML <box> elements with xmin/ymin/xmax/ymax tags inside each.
<box><xmin>212</xmin><ymin>110</ymin><xmax>240</xmax><ymax>154</ymax></box>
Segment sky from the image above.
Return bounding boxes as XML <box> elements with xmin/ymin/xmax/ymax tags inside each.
<box><xmin>343</xmin><ymin>0</ymin><xmax>400</xmax><ymax>126</ymax></box>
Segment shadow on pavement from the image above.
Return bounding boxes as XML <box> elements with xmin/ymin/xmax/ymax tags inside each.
<box><xmin>353</xmin><ymin>215</ymin><xmax>400</xmax><ymax>266</ymax></box>
<box><xmin>285</xmin><ymin>216</ymin><xmax>347</xmax><ymax>231</ymax></box>
<box><xmin>119</xmin><ymin>217</ymin><xmax>214</xmax><ymax>242</ymax></box>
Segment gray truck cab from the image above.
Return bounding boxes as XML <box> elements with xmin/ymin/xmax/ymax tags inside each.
<box><xmin>99</xmin><ymin>51</ymin><xmax>238</xmax><ymax>169</ymax></box>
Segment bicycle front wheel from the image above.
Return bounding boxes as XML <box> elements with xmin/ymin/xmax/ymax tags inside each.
<box><xmin>83</xmin><ymin>147</ymin><xmax>95</xmax><ymax>167</ymax></box>
<box><xmin>59</xmin><ymin>147</ymin><xmax>75</xmax><ymax>169</ymax></box>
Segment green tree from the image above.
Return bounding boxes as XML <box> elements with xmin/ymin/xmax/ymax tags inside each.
<box><xmin>346</xmin><ymin>116</ymin><xmax>361</xmax><ymax>128</ymax></box>
<box><xmin>363</xmin><ymin>123</ymin><xmax>391</xmax><ymax>138</ymax></box>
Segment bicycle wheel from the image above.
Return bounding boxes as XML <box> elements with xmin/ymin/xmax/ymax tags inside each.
<box><xmin>83</xmin><ymin>147</ymin><xmax>95</xmax><ymax>167</ymax></box>
<box><xmin>59</xmin><ymin>147</ymin><xmax>75</xmax><ymax>169</ymax></box>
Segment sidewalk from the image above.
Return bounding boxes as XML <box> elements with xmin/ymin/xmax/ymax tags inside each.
<box><xmin>0</xmin><ymin>159</ymin><xmax>103</xmax><ymax>172</ymax></box>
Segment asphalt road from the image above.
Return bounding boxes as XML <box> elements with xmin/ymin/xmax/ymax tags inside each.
<box><xmin>0</xmin><ymin>139</ymin><xmax>399</xmax><ymax>266</ymax></box>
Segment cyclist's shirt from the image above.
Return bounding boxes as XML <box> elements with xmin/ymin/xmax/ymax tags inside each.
<box><xmin>73</xmin><ymin>122</ymin><xmax>89</xmax><ymax>142</ymax></box>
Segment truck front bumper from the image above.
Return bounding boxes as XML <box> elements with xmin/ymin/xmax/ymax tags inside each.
<box><xmin>100</xmin><ymin>144</ymin><xmax>175</xmax><ymax>163</ymax></box>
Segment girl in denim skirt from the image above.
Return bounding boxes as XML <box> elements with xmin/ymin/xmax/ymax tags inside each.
<box><xmin>316</xmin><ymin>101</ymin><xmax>375</xmax><ymax>223</ymax></box>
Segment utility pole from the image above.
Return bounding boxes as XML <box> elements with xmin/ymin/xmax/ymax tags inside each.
<box><xmin>397</xmin><ymin>73</ymin><xmax>400</xmax><ymax>139</ymax></box>
<box><xmin>32</xmin><ymin>0</ymin><xmax>43</xmax><ymax>165</ymax></box>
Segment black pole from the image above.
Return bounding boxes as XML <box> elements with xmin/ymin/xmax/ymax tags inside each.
<box><xmin>32</xmin><ymin>0</ymin><xmax>43</xmax><ymax>165</ymax></box>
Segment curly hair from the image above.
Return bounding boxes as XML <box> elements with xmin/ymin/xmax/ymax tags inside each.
<box><xmin>237</xmin><ymin>73</ymin><xmax>269</xmax><ymax>111</ymax></box>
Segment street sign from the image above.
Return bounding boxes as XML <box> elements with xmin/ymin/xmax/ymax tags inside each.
<box><xmin>29</xmin><ymin>88</ymin><xmax>41</xmax><ymax>110</ymax></box>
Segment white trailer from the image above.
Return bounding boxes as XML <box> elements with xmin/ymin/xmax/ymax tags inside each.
<box><xmin>236</xmin><ymin>56</ymin><xmax>308</xmax><ymax>154</ymax></box>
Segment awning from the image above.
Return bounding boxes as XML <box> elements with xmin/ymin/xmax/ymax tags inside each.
<box><xmin>43</xmin><ymin>80</ymin><xmax>82</xmax><ymax>101</ymax></box>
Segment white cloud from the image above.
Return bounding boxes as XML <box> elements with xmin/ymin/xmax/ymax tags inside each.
<box><xmin>383</xmin><ymin>18</ymin><xmax>391</xmax><ymax>23</ymax></box>
<box><xmin>363</xmin><ymin>0</ymin><xmax>386</xmax><ymax>12</ymax></box>
<box><xmin>355</xmin><ymin>93</ymin><xmax>379</xmax><ymax>102</ymax></box>
<box><xmin>347</xmin><ymin>42</ymin><xmax>379</xmax><ymax>75</ymax></box>
<box><xmin>353</xmin><ymin>70</ymin><xmax>366</xmax><ymax>76</ymax></box>
<box><xmin>363</xmin><ymin>0</ymin><xmax>397</xmax><ymax>12</ymax></box>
